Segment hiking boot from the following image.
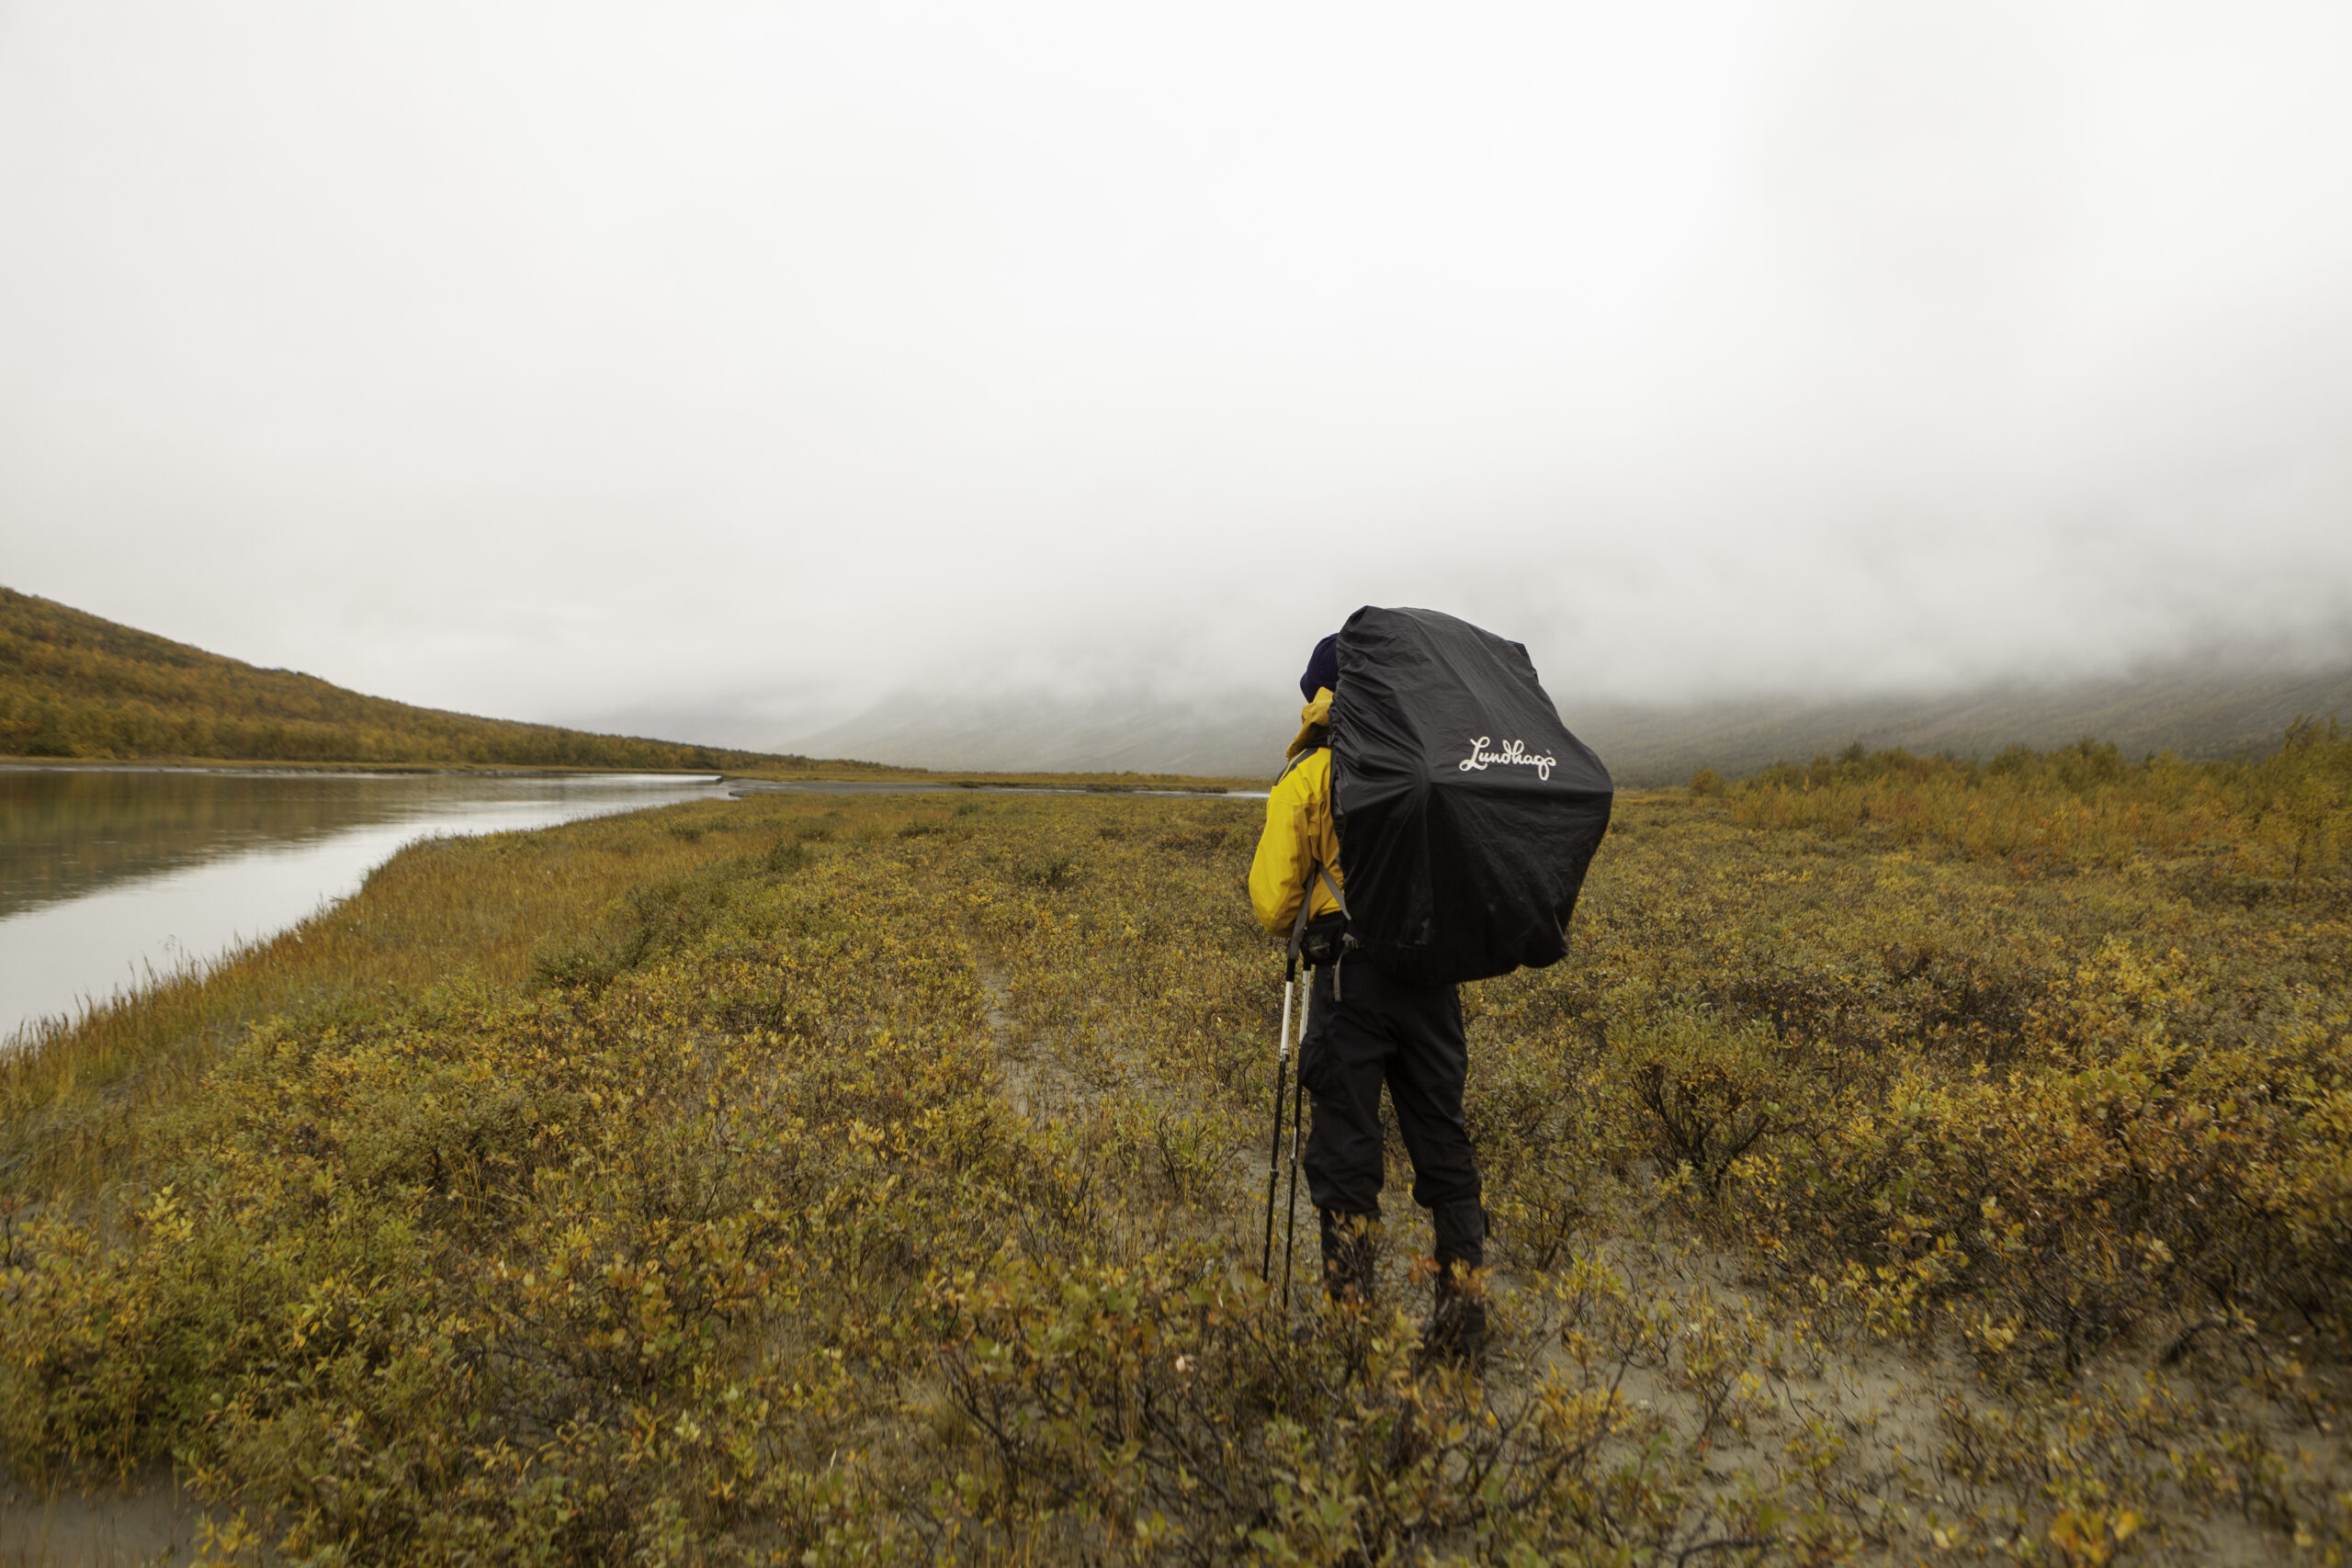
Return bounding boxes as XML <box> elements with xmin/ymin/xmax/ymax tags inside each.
<box><xmin>1422</xmin><ymin>1201</ymin><xmax>1489</xmax><ymax>1368</ymax></box>
<box><xmin>1420</xmin><ymin>1266</ymin><xmax>1488</xmax><ymax>1368</ymax></box>
<box><xmin>1318</xmin><ymin>1208</ymin><xmax>1377</xmax><ymax>1304</ymax></box>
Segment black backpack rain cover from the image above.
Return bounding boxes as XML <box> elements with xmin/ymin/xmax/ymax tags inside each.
<box><xmin>1330</xmin><ymin>606</ymin><xmax>1614</xmax><ymax>987</ymax></box>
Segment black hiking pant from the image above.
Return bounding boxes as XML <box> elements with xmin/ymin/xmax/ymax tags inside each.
<box><xmin>1297</xmin><ymin>957</ymin><xmax>1485</xmax><ymax>1269</ymax></box>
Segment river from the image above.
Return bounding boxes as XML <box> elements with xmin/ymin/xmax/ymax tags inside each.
<box><xmin>0</xmin><ymin>766</ymin><xmax>730</xmax><ymax>1048</ymax></box>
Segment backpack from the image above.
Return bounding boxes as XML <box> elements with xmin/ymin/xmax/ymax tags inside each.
<box><xmin>1330</xmin><ymin>606</ymin><xmax>1614</xmax><ymax>987</ymax></box>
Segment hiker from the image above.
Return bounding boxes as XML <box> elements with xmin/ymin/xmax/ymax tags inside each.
<box><xmin>1249</xmin><ymin>633</ymin><xmax>1488</xmax><ymax>1359</ymax></box>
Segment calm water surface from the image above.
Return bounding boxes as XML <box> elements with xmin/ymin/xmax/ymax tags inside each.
<box><xmin>0</xmin><ymin>767</ymin><xmax>729</xmax><ymax>1046</ymax></box>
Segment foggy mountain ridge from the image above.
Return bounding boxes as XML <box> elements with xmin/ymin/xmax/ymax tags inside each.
<box><xmin>787</xmin><ymin>687</ymin><xmax>1301</xmax><ymax>781</ymax></box>
<box><xmin>8</xmin><ymin>6</ymin><xmax>2351</xmax><ymax>731</ymax></box>
<box><xmin>787</xmin><ymin>660</ymin><xmax>2352</xmax><ymax>786</ymax></box>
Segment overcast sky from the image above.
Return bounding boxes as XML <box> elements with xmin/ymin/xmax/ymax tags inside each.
<box><xmin>5</xmin><ymin>0</ymin><xmax>2349</xmax><ymax>748</ymax></box>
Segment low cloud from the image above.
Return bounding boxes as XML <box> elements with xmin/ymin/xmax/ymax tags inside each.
<box><xmin>4</xmin><ymin>0</ymin><xmax>2347</xmax><ymax>747</ymax></box>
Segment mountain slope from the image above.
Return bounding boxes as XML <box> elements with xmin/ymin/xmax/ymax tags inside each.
<box><xmin>0</xmin><ymin>587</ymin><xmax>821</xmax><ymax>771</ymax></box>
<box><xmin>788</xmin><ymin>687</ymin><xmax>1298</xmax><ymax>779</ymax></box>
<box><xmin>795</xmin><ymin>660</ymin><xmax>2352</xmax><ymax>784</ymax></box>
<box><xmin>1576</xmin><ymin>664</ymin><xmax>2352</xmax><ymax>784</ymax></box>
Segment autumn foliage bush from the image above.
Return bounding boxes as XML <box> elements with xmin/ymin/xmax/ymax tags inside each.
<box><xmin>3</xmin><ymin>724</ymin><xmax>2349</xmax><ymax>1563</ymax></box>
<box><xmin>1726</xmin><ymin>721</ymin><xmax>2351</xmax><ymax>887</ymax></box>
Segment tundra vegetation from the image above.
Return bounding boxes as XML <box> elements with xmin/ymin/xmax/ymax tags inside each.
<box><xmin>2</xmin><ymin>723</ymin><xmax>2349</xmax><ymax>1565</ymax></box>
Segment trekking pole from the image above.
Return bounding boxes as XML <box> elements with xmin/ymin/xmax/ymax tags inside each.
<box><xmin>1279</xmin><ymin>985</ymin><xmax>1308</xmax><ymax>1307</ymax></box>
<box><xmin>1266</xmin><ymin>870</ymin><xmax>1321</xmax><ymax>1288</ymax></box>
<box><xmin>1260</xmin><ymin>958</ymin><xmax>1295</xmax><ymax>1281</ymax></box>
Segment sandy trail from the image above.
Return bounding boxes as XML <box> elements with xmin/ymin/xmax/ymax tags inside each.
<box><xmin>0</xmin><ymin>1469</ymin><xmax>196</xmax><ymax>1568</ymax></box>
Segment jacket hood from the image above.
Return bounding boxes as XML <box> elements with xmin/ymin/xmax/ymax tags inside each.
<box><xmin>1285</xmin><ymin>686</ymin><xmax>1333</xmax><ymax>761</ymax></box>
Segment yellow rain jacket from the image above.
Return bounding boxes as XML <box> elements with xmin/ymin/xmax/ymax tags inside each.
<box><xmin>1249</xmin><ymin>686</ymin><xmax>1347</xmax><ymax>937</ymax></box>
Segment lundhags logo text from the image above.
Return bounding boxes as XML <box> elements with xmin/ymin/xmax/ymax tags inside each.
<box><xmin>1458</xmin><ymin>736</ymin><xmax>1556</xmax><ymax>782</ymax></box>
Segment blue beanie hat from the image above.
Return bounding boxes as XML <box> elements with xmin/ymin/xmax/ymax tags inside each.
<box><xmin>1300</xmin><ymin>634</ymin><xmax>1340</xmax><ymax>702</ymax></box>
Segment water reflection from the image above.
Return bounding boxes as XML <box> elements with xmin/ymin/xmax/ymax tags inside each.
<box><xmin>0</xmin><ymin>767</ymin><xmax>727</xmax><ymax>1045</ymax></box>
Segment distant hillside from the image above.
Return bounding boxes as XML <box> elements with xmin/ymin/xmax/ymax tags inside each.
<box><xmin>797</xmin><ymin>660</ymin><xmax>2352</xmax><ymax>785</ymax></box>
<box><xmin>1579</xmin><ymin>663</ymin><xmax>2352</xmax><ymax>785</ymax></box>
<box><xmin>0</xmin><ymin>587</ymin><xmax>841</xmax><ymax>772</ymax></box>
<box><xmin>790</xmin><ymin>687</ymin><xmax>1298</xmax><ymax>779</ymax></box>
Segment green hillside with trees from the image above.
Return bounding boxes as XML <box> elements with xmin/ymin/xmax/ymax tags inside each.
<box><xmin>0</xmin><ymin>587</ymin><xmax>820</xmax><ymax>772</ymax></box>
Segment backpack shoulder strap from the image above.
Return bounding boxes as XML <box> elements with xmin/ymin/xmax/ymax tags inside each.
<box><xmin>1286</xmin><ymin>867</ymin><xmax>1317</xmax><ymax>967</ymax></box>
<box><xmin>1313</xmin><ymin>863</ymin><xmax>1350</xmax><ymax>920</ymax></box>
<box><xmin>1285</xmin><ymin>860</ymin><xmax>1352</xmax><ymax>966</ymax></box>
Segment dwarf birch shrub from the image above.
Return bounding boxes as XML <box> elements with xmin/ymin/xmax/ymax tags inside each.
<box><xmin>1727</xmin><ymin>724</ymin><xmax>2352</xmax><ymax>888</ymax></box>
<box><xmin>6</xmin><ymin>770</ymin><xmax>2351</xmax><ymax>1562</ymax></box>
